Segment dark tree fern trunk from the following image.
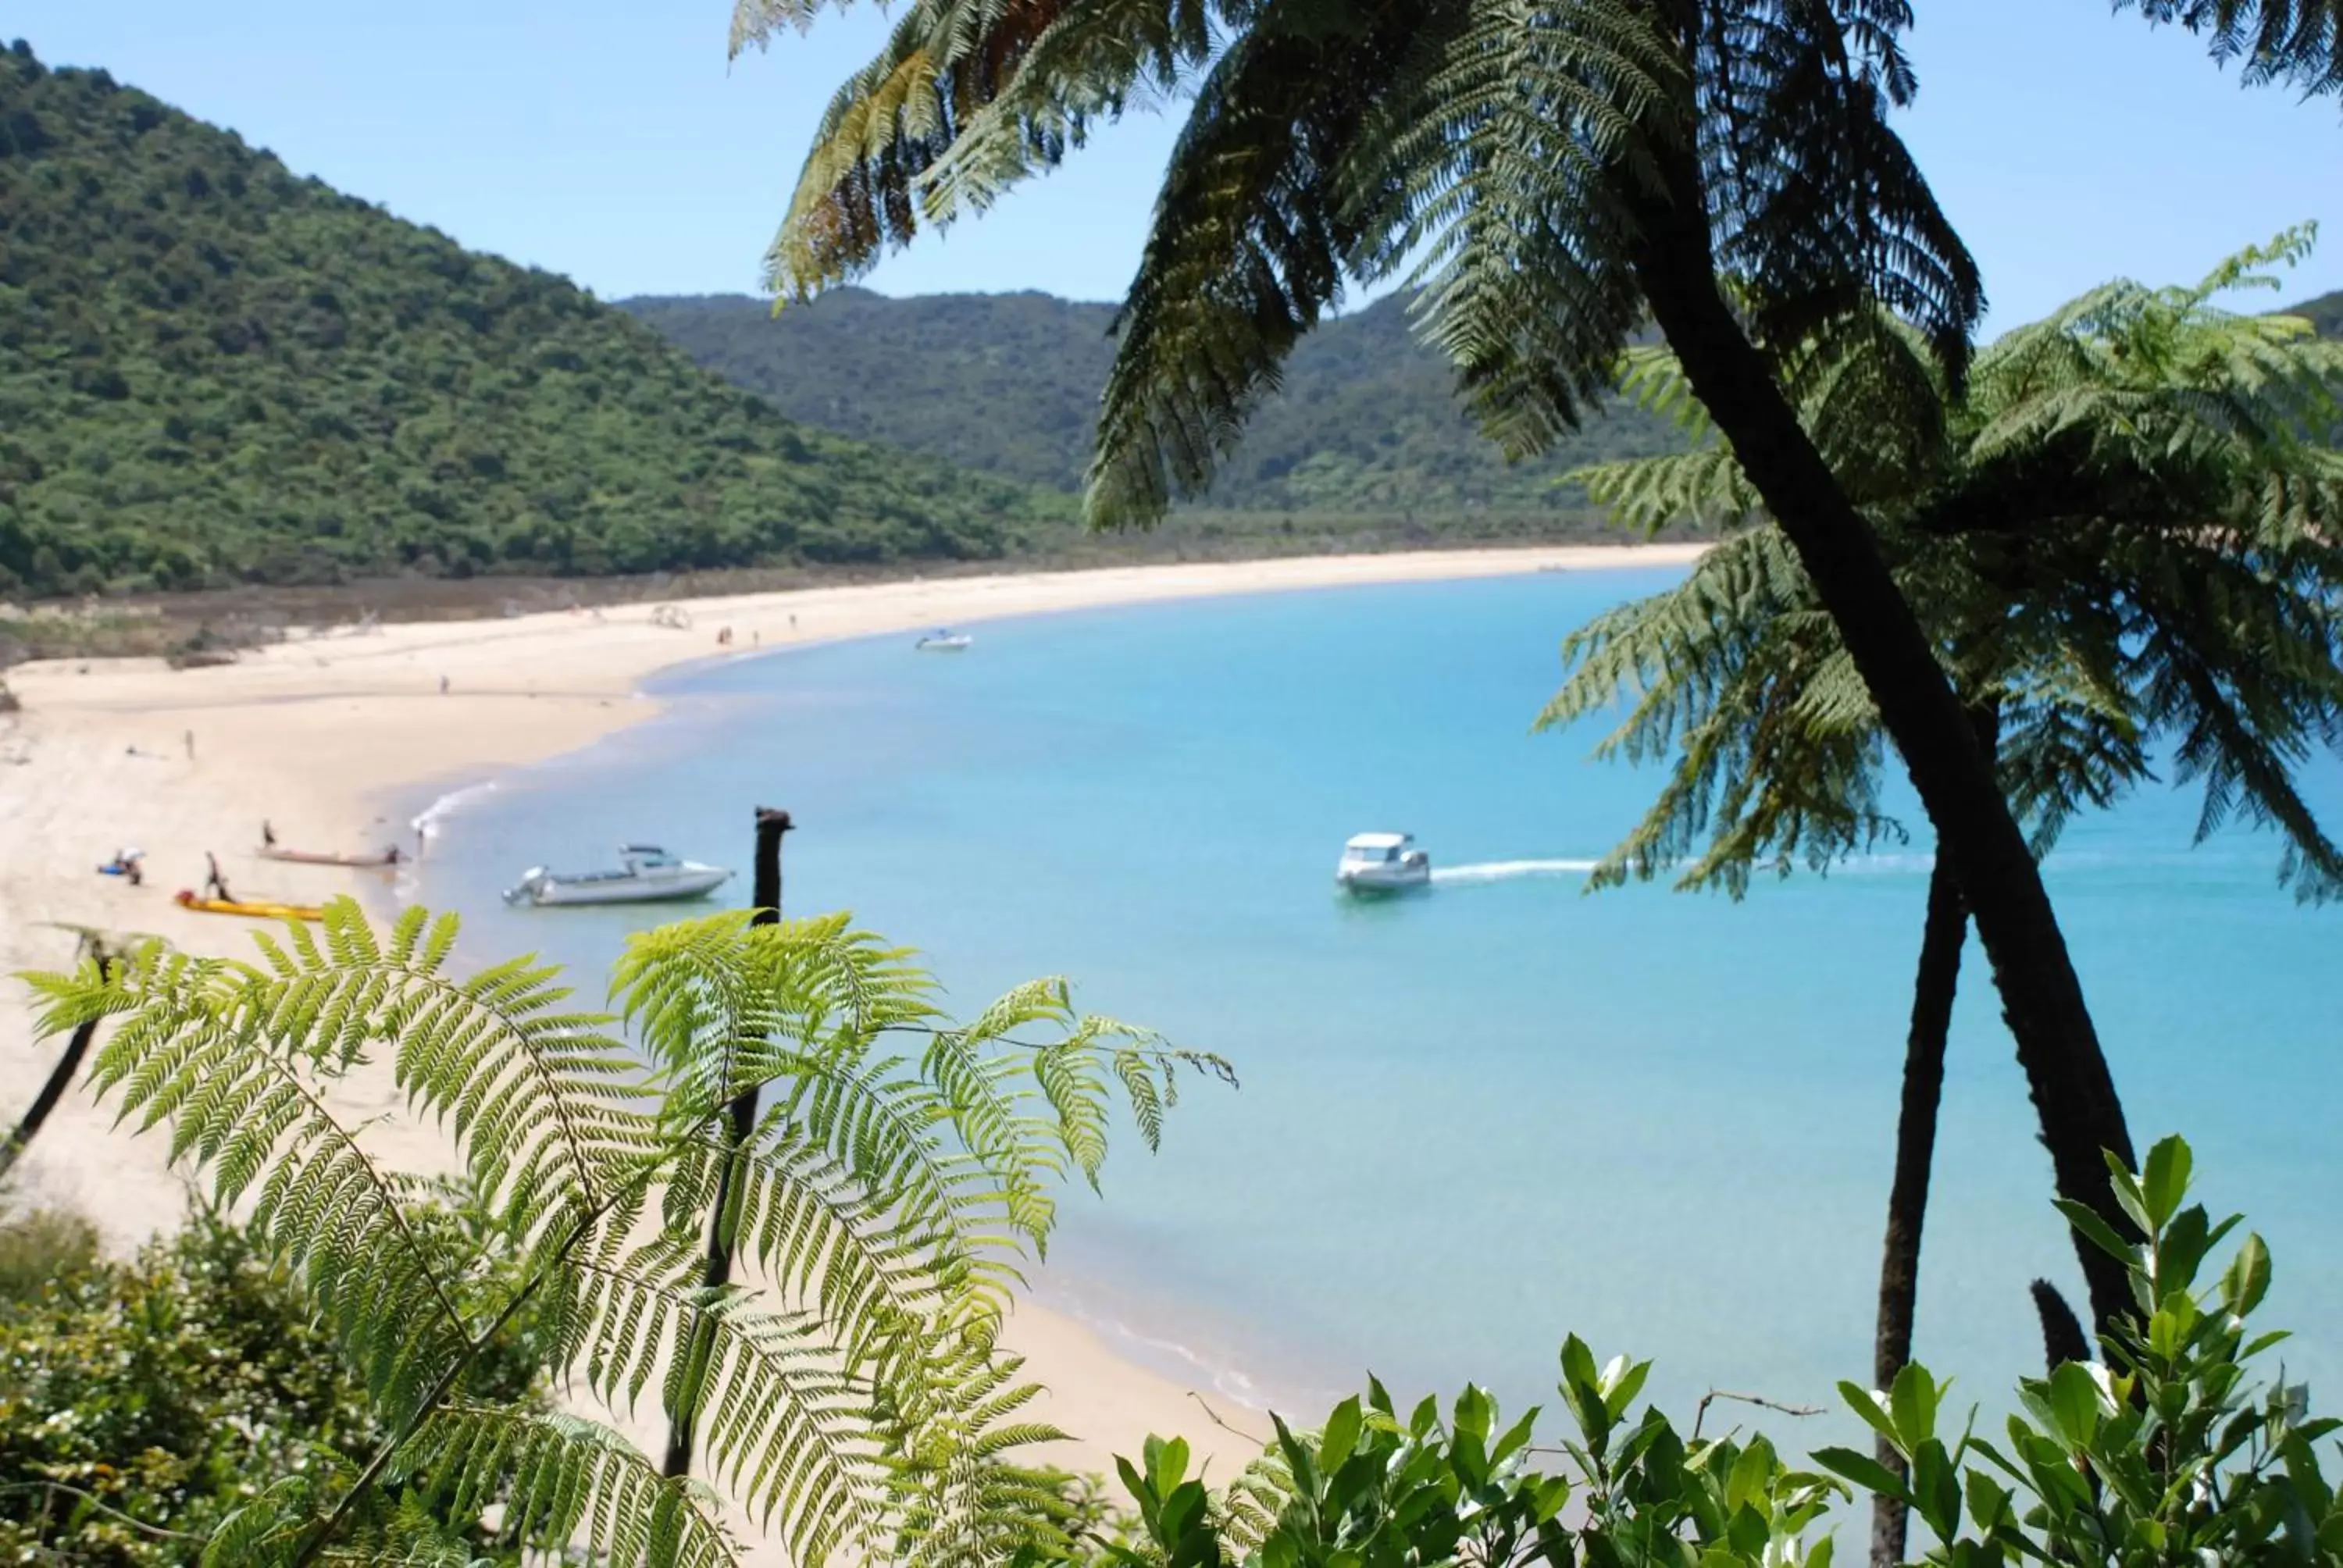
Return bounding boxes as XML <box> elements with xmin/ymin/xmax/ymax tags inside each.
<box><xmin>1621</xmin><ymin>166</ymin><xmax>2137</xmax><ymax>1334</ymax></box>
<box><xmin>1871</xmin><ymin>709</ymin><xmax>1995</xmax><ymax>1567</ymax></box>
<box><xmin>1869</xmin><ymin>854</ymin><xmax>1968</xmax><ymax>1566</ymax></box>
<box><xmin>0</xmin><ymin>1015</ymin><xmax>100</xmax><ymax>1183</ymax></box>
<box><xmin>662</xmin><ymin>806</ymin><xmax>793</xmax><ymax>1481</ymax></box>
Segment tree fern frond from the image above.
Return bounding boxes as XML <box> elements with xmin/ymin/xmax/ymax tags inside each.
<box><xmin>23</xmin><ymin>899</ymin><xmax>1220</xmax><ymax>1568</ymax></box>
<box><xmin>2118</xmin><ymin>1</ymin><xmax>2343</xmax><ymax>98</ymax></box>
<box><xmin>920</xmin><ymin>977</ymin><xmax>1076</xmax><ymax>1253</ymax></box>
<box><xmin>51</xmin><ymin>935</ymin><xmax>480</xmax><ymax>1431</ymax></box>
<box><xmin>1084</xmin><ymin>9</ymin><xmax>1408</xmax><ymax>529</ymax></box>
<box><xmin>1557</xmin><ymin>230</ymin><xmax>2343</xmax><ymax>898</ymax></box>
<box><xmin>406</xmin><ymin>1406</ymin><xmax>740</xmax><ymax>1568</ymax></box>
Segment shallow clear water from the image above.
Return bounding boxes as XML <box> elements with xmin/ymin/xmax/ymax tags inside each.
<box><xmin>404</xmin><ymin>570</ymin><xmax>2343</xmax><ymax>1438</ymax></box>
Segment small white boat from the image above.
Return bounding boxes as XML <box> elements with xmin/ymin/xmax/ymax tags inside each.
<box><xmin>1336</xmin><ymin>832</ymin><xmax>1432</xmax><ymax>893</ymax></box>
<box><xmin>503</xmin><ymin>844</ymin><xmax>733</xmax><ymax>907</ymax></box>
<box><xmin>915</xmin><ymin>629</ymin><xmax>973</xmax><ymax>652</ymax></box>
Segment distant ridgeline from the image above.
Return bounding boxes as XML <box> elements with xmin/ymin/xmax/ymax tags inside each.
<box><xmin>2293</xmin><ymin>289</ymin><xmax>2342</xmax><ymax>340</ymax></box>
<box><xmin>0</xmin><ymin>41</ymin><xmax>1075</xmax><ymax>599</ymax></box>
<box><xmin>619</xmin><ymin>290</ymin><xmax>1690</xmax><ymax>513</ymax></box>
<box><xmin>631</xmin><ymin>279</ymin><xmax>2343</xmax><ymax>512</ymax></box>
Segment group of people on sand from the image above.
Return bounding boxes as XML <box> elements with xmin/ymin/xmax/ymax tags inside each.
<box><xmin>96</xmin><ymin>821</ymin><xmax>406</xmax><ymax>907</ymax></box>
<box><xmin>97</xmin><ymin>848</ymin><xmax>234</xmax><ymax>900</ymax></box>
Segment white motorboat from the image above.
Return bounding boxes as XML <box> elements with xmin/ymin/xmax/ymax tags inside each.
<box><xmin>503</xmin><ymin>844</ymin><xmax>733</xmax><ymax>907</ymax></box>
<box><xmin>1336</xmin><ymin>832</ymin><xmax>1432</xmax><ymax>892</ymax></box>
<box><xmin>915</xmin><ymin>629</ymin><xmax>973</xmax><ymax>652</ymax></box>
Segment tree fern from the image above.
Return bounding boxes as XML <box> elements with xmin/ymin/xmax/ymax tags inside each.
<box><xmin>1547</xmin><ymin>237</ymin><xmax>2343</xmax><ymax>1566</ymax></box>
<box><xmin>1551</xmin><ymin>233</ymin><xmax>2343</xmax><ymax>901</ymax></box>
<box><xmin>22</xmin><ymin>900</ymin><xmax>1229</xmax><ymax>1568</ymax></box>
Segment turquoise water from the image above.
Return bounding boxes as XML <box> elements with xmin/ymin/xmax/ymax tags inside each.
<box><xmin>404</xmin><ymin>570</ymin><xmax>2341</xmax><ymax>1435</ymax></box>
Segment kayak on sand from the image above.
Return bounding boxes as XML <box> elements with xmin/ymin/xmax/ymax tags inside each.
<box><xmin>173</xmin><ymin>890</ymin><xmax>326</xmax><ymax>921</ymax></box>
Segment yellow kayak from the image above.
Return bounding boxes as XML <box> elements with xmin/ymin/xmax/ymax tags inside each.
<box><xmin>173</xmin><ymin>890</ymin><xmax>326</xmax><ymax>921</ymax></box>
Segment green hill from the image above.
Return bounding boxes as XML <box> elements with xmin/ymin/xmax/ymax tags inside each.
<box><xmin>0</xmin><ymin>41</ymin><xmax>1075</xmax><ymax>600</ymax></box>
<box><xmin>619</xmin><ymin>290</ymin><xmax>1685</xmax><ymax>515</ymax></box>
<box><xmin>2288</xmin><ymin>290</ymin><xmax>2343</xmax><ymax>339</ymax></box>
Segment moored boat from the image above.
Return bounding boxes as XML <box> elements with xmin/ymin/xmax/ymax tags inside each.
<box><xmin>258</xmin><ymin>846</ymin><xmax>404</xmax><ymax>868</ymax></box>
<box><xmin>1336</xmin><ymin>832</ymin><xmax>1432</xmax><ymax>893</ymax></box>
<box><xmin>503</xmin><ymin>845</ymin><xmax>733</xmax><ymax>907</ymax></box>
<box><xmin>915</xmin><ymin>629</ymin><xmax>973</xmax><ymax>651</ymax></box>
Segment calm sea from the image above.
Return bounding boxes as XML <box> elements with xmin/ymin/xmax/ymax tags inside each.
<box><xmin>401</xmin><ymin>569</ymin><xmax>2341</xmax><ymax>1440</ymax></box>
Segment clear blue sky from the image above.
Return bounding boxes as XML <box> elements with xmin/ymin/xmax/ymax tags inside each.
<box><xmin>10</xmin><ymin>0</ymin><xmax>2340</xmax><ymax>328</ymax></box>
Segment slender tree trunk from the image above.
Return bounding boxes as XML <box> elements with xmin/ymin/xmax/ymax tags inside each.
<box><xmin>0</xmin><ymin>1017</ymin><xmax>99</xmax><ymax>1184</ymax></box>
<box><xmin>1621</xmin><ymin>173</ymin><xmax>2136</xmax><ymax>1332</ymax></box>
<box><xmin>662</xmin><ymin>806</ymin><xmax>793</xmax><ymax>1481</ymax></box>
<box><xmin>1870</xmin><ymin>709</ymin><xmax>1995</xmax><ymax>1568</ymax></box>
<box><xmin>2029</xmin><ymin>1279</ymin><xmax>2092</xmax><ymax>1371</ymax></box>
<box><xmin>1869</xmin><ymin>854</ymin><xmax>1967</xmax><ymax>1566</ymax></box>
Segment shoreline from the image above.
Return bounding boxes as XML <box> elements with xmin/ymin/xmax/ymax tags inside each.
<box><xmin>0</xmin><ymin>541</ymin><xmax>1705</xmax><ymax>1519</ymax></box>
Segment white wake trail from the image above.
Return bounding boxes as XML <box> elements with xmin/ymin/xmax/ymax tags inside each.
<box><xmin>1428</xmin><ymin>858</ymin><xmax>1599</xmax><ymax>885</ymax></box>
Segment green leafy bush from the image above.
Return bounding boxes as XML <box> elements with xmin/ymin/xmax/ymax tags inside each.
<box><xmin>1079</xmin><ymin>1136</ymin><xmax>2338</xmax><ymax>1568</ymax></box>
<box><xmin>0</xmin><ymin>1189</ymin><xmax>546</xmax><ymax>1566</ymax></box>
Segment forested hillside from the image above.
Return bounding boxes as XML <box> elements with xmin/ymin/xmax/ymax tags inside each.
<box><xmin>0</xmin><ymin>42</ymin><xmax>1074</xmax><ymax>599</ymax></box>
<box><xmin>621</xmin><ymin>290</ymin><xmax>1685</xmax><ymax>513</ymax></box>
<box><xmin>2292</xmin><ymin>289</ymin><xmax>2343</xmax><ymax>338</ymax></box>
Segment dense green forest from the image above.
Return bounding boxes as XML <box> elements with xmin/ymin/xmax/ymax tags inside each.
<box><xmin>0</xmin><ymin>42</ymin><xmax>1083</xmax><ymax>600</ymax></box>
<box><xmin>626</xmin><ymin>285</ymin><xmax>2343</xmax><ymax>510</ymax></box>
<box><xmin>621</xmin><ymin>290</ymin><xmax>1685</xmax><ymax>513</ymax></box>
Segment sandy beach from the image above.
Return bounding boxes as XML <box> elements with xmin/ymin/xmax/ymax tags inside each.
<box><xmin>0</xmin><ymin>542</ymin><xmax>1703</xmax><ymax>1522</ymax></box>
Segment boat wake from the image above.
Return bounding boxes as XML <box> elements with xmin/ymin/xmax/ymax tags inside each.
<box><xmin>1428</xmin><ymin>857</ymin><xmax>1600</xmax><ymax>885</ymax></box>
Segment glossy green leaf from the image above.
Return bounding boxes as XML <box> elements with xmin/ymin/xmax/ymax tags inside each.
<box><xmin>2139</xmin><ymin>1135</ymin><xmax>2191</xmax><ymax>1231</ymax></box>
<box><xmin>2045</xmin><ymin>1361</ymin><xmax>2106</xmax><ymax>1449</ymax></box>
<box><xmin>1604</xmin><ymin>1358</ymin><xmax>1653</xmax><ymax>1422</ymax></box>
<box><xmin>1320</xmin><ymin>1395</ymin><xmax>1363</xmax><ymax>1474</ymax></box>
<box><xmin>1889</xmin><ymin>1361</ymin><xmax>1942</xmax><ymax>1451</ymax></box>
<box><xmin>1812</xmin><ymin>1446</ymin><xmax>1913</xmax><ymax>1505</ymax></box>
<box><xmin>1963</xmin><ymin>1467</ymin><xmax>2010</xmax><ymax>1531</ymax></box>
<box><xmin>1726</xmin><ymin>1436</ymin><xmax>1774</xmax><ymax>1515</ymax></box>
<box><xmin>2224</xmin><ymin>1232</ymin><xmax>2273</xmax><ymax>1316</ymax></box>
<box><xmin>1837</xmin><ymin>1381</ymin><xmax>1905</xmax><ymax>1455</ymax></box>
<box><xmin>2052</xmin><ymin>1198</ymin><xmax>2137</xmax><ymax>1264</ymax></box>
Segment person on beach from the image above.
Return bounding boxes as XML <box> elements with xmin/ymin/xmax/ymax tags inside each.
<box><xmin>262</xmin><ymin>820</ymin><xmax>276</xmax><ymax>848</ymax></box>
<box><xmin>439</xmin><ymin>674</ymin><xmax>451</xmax><ymax>695</ymax></box>
<box><xmin>202</xmin><ymin>853</ymin><xmax>232</xmax><ymax>903</ymax></box>
<box><xmin>184</xmin><ymin>729</ymin><xmax>194</xmax><ymax>761</ymax></box>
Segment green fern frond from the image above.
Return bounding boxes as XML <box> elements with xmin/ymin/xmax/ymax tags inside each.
<box><xmin>23</xmin><ymin>900</ymin><xmax>1220</xmax><ymax>1568</ymax></box>
<box><xmin>405</xmin><ymin>1406</ymin><xmax>740</xmax><ymax>1568</ymax></box>
<box><xmin>1555</xmin><ymin>230</ymin><xmax>2343</xmax><ymax>898</ymax></box>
